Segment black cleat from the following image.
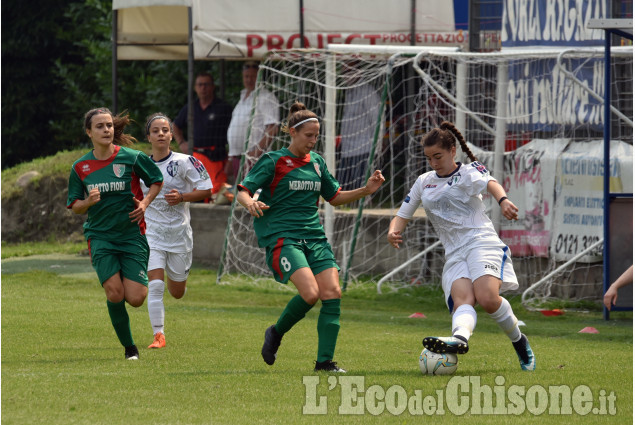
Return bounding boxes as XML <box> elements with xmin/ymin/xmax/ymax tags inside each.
<box><xmin>512</xmin><ymin>334</ymin><xmax>536</xmax><ymax>371</ymax></box>
<box><xmin>422</xmin><ymin>336</ymin><xmax>469</xmax><ymax>354</ymax></box>
<box><xmin>125</xmin><ymin>344</ymin><xmax>139</xmax><ymax>360</ymax></box>
<box><xmin>314</xmin><ymin>360</ymin><xmax>346</xmax><ymax>373</ymax></box>
<box><xmin>261</xmin><ymin>325</ymin><xmax>282</xmax><ymax>365</ymax></box>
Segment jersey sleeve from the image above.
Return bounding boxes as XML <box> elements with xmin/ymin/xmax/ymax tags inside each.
<box><xmin>186</xmin><ymin>156</ymin><xmax>213</xmax><ymax>190</ymax></box>
<box><xmin>319</xmin><ymin>158</ymin><xmax>341</xmax><ymax>201</ymax></box>
<box><xmin>66</xmin><ymin>165</ymin><xmax>86</xmax><ymax>208</ymax></box>
<box><xmin>396</xmin><ymin>174</ymin><xmax>425</xmax><ymax>219</ymax></box>
<box><xmin>239</xmin><ymin>153</ymin><xmax>275</xmax><ymax>195</ymax></box>
<box><xmin>462</xmin><ymin>161</ymin><xmax>495</xmax><ymax>197</ymax></box>
<box><xmin>134</xmin><ymin>151</ymin><xmax>164</xmax><ymax>187</ymax></box>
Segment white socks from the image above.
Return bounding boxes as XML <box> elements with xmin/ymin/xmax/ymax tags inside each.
<box><xmin>489</xmin><ymin>297</ymin><xmax>521</xmax><ymax>342</ymax></box>
<box><xmin>452</xmin><ymin>304</ymin><xmax>477</xmax><ymax>341</ymax></box>
<box><xmin>148</xmin><ymin>279</ymin><xmax>165</xmax><ymax>335</ymax></box>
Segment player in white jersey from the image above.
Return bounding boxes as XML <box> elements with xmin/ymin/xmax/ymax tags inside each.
<box><xmin>387</xmin><ymin>121</ymin><xmax>535</xmax><ymax>371</ymax></box>
<box><xmin>142</xmin><ymin>113</ymin><xmax>213</xmax><ymax>349</ymax></box>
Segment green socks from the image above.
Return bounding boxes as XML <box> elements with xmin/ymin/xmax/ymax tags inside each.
<box><xmin>106</xmin><ymin>299</ymin><xmax>134</xmax><ymax>347</ymax></box>
<box><xmin>317</xmin><ymin>298</ymin><xmax>341</xmax><ymax>363</ymax></box>
<box><xmin>275</xmin><ymin>294</ymin><xmax>314</xmax><ymax>335</ymax></box>
<box><xmin>274</xmin><ymin>296</ymin><xmax>341</xmax><ymax>362</ymax></box>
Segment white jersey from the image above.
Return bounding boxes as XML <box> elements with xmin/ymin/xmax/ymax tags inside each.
<box><xmin>227</xmin><ymin>88</ymin><xmax>280</xmax><ymax>156</ymax></box>
<box><xmin>397</xmin><ymin>162</ymin><xmax>501</xmax><ymax>256</ymax></box>
<box><xmin>142</xmin><ymin>151</ymin><xmax>213</xmax><ymax>253</ymax></box>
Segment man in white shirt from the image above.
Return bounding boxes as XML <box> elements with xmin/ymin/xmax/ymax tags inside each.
<box><xmin>336</xmin><ymin>62</ymin><xmax>382</xmax><ymax>191</ymax></box>
<box><xmin>226</xmin><ymin>61</ymin><xmax>280</xmax><ymax>184</ymax></box>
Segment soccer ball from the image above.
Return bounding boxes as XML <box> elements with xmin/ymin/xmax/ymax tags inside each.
<box><xmin>419</xmin><ymin>348</ymin><xmax>458</xmax><ymax>375</ymax></box>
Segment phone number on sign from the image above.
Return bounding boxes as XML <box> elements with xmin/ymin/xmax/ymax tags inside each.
<box><xmin>554</xmin><ymin>234</ymin><xmax>602</xmax><ymax>256</ymax></box>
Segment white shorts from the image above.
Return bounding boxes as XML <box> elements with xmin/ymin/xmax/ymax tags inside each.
<box><xmin>148</xmin><ymin>249</ymin><xmax>192</xmax><ymax>282</ymax></box>
<box><xmin>442</xmin><ymin>244</ymin><xmax>519</xmax><ymax>312</ymax></box>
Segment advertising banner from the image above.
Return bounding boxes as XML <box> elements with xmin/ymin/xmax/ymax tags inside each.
<box><xmin>550</xmin><ymin>140</ymin><xmax>633</xmax><ymax>262</ymax></box>
<box><xmin>192</xmin><ymin>0</ymin><xmax>462</xmax><ymax>59</ymax></box>
<box><xmin>506</xmin><ymin>58</ymin><xmax>605</xmax><ymax>131</ymax></box>
<box><xmin>470</xmin><ymin>139</ymin><xmax>569</xmax><ymax>258</ymax></box>
<box><xmin>502</xmin><ymin>0</ymin><xmax>608</xmax><ymax>47</ymax></box>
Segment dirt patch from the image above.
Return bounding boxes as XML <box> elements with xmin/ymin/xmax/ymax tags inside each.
<box><xmin>1</xmin><ymin>175</ymin><xmax>85</xmax><ymax>243</ymax></box>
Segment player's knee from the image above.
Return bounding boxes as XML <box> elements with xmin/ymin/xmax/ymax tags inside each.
<box><xmin>168</xmin><ymin>284</ymin><xmax>186</xmax><ymax>299</ymax></box>
<box><xmin>126</xmin><ymin>287</ymin><xmax>148</xmax><ymax>307</ymax></box>
<box><xmin>104</xmin><ymin>286</ymin><xmax>125</xmax><ymax>303</ymax></box>
<box><xmin>301</xmin><ymin>290</ymin><xmax>320</xmax><ymax>305</ymax></box>
<box><xmin>476</xmin><ymin>294</ymin><xmax>501</xmax><ymax>314</ymax></box>
<box><xmin>320</xmin><ymin>285</ymin><xmax>341</xmax><ymax>300</ymax></box>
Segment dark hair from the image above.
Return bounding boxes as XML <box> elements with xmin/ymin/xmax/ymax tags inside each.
<box><xmin>281</xmin><ymin>102</ymin><xmax>319</xmax><ymax>134</ymax></box>
<box><xmin>83</xmin><ymin>107</ymin><xmax>137</xmax><ymax>147</ymax></box>
<box><xmin>421</xmin><ymin>121</ymin><xmax>478</xmax><ymax>162</ymax></box>
<box><xmin>195</xmin><ymin>72</ymin><xmax>214</xmax><ymax>84</ymax></box>
<box><xmin>243</xmin><ymin>61</ymin><xmax>259</xmax><ymax>70</ymax></box>
<box><xmin>145</xmin><ymin>112</ymin><xmax>173</xmax><ymax>135</ymax></box>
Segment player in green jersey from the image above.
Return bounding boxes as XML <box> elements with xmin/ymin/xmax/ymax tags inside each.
<box><xmin>67</xmin><ymin>107</ymin><xmax>163</xmax><ymax>360</ymax></box>
<box><xmin>237</xmin><ymin>102</ymin><xmax>385</xmax><ymax>372</ymax></box>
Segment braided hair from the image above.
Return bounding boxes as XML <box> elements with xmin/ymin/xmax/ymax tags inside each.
<box><xmin>422</xmin><ymin>121</ymin><xmax>478</xmax><ymax>163</ymax></box>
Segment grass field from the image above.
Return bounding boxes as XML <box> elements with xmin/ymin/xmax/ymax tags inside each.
<box><xmin>2</xmin><ymin>244</ymin><xmax>632</xmax><ymax>424</ymax></box>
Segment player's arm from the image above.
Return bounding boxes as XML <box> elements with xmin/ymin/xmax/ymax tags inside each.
<box><xmin>71</xmin><ymin>188</ymin><xmax>101</xmax><ymax>215</ymax></box>
<box><xmin>164</xmin><ymin>188</ymin><xmax>212</xmax><ymax>206</ymax></box>
<box><xmin>486</xmin><ymin>180</ymin><xmax>518</xmax><ymax>221</ymax></box>
<box><xmin>172</xmin><ymin>124</ymin><xmax>189</xmax><ymax>154</ymax></box>
<box><xmin>604</xmin><ymin>265</ymin><xmax>634</xmax><ymax>310</ymax></box>
<box><xmin>387</xmin><ymin>216</ymin><xmax>409</xmax><ymax>249</ymax></box>
<box><xmin>329</xmin><ymin>170</ymin><xmax>385</xmax><ymax>206</ymax></box>
<box><xmin>130</xmin><ymin>182</ymin><xmax>162</xmax><ymax>223</ymax></box>
<box><xmin>236</xmin><ymin>188</ymin><xmax>269</xmax><ymax>217</ymax></box>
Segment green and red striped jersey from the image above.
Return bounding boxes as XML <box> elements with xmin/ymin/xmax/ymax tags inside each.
<box><xmin>239</xmin><ymin>147</ymin><xmax>340</xmax><ymax>248</ymax></box>
<box><xmin>67</xmin><ymin>145</ymin><xmax>163</xmax><ymax>241</ymax></box>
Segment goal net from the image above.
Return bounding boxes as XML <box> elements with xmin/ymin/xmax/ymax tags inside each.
<box><xmin>217</xmin><ymin>46</ymin><xmax>633</xmax><ymax>309</ymax></box>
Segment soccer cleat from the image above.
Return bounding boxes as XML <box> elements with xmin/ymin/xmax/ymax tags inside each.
<box><xmin>125</xmin><ymin>345</ymin><xmax>139</xmax><ymax>360</ymax></box>
<box><xmin>148</xmin><ymin>332</ymin><xmax>166</xmax><ymax>349</ymax></box>
<box><xmin>422</xmin><ymin>336</ymin><xmax>469</xmax><ymax>354</ymax></box>
<box><xmin>512</xmin><ymin>334</ymin><xmax>536</xmax><ymax>371</ymax></box>
<box><xmin>314</xmin><ymin>360</ymin><xmax>346</xmax><ymax>373</ymax></box>
<box><xmin>261</xmin><ymin>325</ymin><xmax>282</xmax><ymax>365</ymax></box>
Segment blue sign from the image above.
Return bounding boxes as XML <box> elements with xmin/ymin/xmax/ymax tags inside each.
<box><xmin>502</xmin><ymin>0</ymin><xmax>608</xmax><ymax>47</ymax></box>
<box><xmin>506</xmin><ymin>57</ymin><xmax>604</xmax><ymax>131</ymax></box>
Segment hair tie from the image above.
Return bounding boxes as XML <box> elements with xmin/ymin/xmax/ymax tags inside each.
<box><xmin>291</xmin><ymin>117</ymin><xmax>319</xmax><ymax>129</ymax></box>
<box><xmin>146</xmin><ymin>115</ymin><xmax>170</xmax><ymax>134</ymax></box>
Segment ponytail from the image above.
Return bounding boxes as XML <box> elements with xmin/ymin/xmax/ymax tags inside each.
<box><xmin>422</xmin><ymin>121</ymin><xmax>478</xmax><ymax>163</ymax></box>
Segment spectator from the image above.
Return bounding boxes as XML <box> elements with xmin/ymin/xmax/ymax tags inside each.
<box><xmin>336</xmin><ymin>61</ymin><xmax>382</xmax><ymax>191</ymax></box>
<box><xmin>226</xmin><ymin>61</ymin><xmax>280</xmax><ymax>185</ymax></box>
<box><xmin>173</xmin><ymin>72</ymin><xmax>232</xmax><ymax>201</ymax></box>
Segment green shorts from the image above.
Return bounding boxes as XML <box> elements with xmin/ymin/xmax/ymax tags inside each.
<box><xmin>265</xmin><ymin>238</ymin><xmax>340</xmax><ymax>284</ymax></box>
<box><xmin>88</xmin><ymin>235</ymin><xmax>150</xmax><ymax>286</ymax></box>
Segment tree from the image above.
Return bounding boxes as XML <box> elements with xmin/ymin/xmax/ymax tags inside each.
<box><xmin>2</xmin><ymin>0</ymin><xmax>246</xmax><ymax>169</ymax></box>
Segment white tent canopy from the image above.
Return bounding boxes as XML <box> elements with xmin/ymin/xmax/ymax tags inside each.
<box><xmin>112</xmin><ymin>0</ymin><xmax>461</xmax><ymax>60</ymax></box>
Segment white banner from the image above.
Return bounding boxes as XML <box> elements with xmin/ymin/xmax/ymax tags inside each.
<box><xmin>550</xmin><ymin>140</ymin><xmax>633</xmax><ymax>262</ymax></box>
<box><xmin>468</xmin><ymin>139</ymin><xmax>632</xmax><ymax>262</ymax></box>
<box><xmin>469</xmin><ymin>139</ymin><xmax>570</xmax><ymax>258</ymax></box>
<box><xmin>192</xmin><ymin>0</ymin><xmax>462</xmax><ymax>59</ymax></box>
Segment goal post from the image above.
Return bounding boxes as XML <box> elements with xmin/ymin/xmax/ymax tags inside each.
<box><xmin>216</xmin><ymin>45</ymin><xmax>633</xmax><ymax>309</ymax></box>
